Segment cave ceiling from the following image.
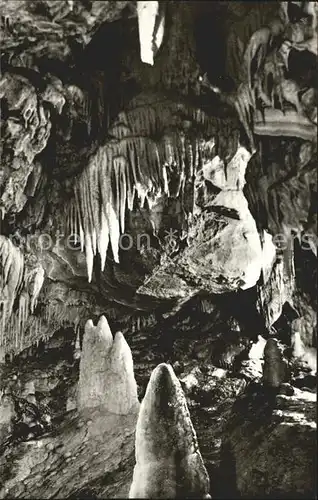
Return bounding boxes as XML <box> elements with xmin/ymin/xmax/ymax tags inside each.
<box><xmin>0</xmin><ymin>0</ymin><xmax>317</xmax><ymax>357</ymax></box>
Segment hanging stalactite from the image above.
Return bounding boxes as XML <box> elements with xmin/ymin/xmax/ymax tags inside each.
<box><xmin>0</xmin><ymin>236</ymin><xmax>24</xmax><ymax>346</ymax></box>
<box><xmin>0</xmin><ymin>237</ymin><xmax>46</xmax><ymax>355</ymax></box>
<box><xmin>71</xmin><ymin>92</ymin><xmax>240</xmax><ymax>282</ymax></box>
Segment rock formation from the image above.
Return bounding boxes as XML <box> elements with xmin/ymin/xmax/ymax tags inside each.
<box><xmin>249</xmin><ymin>335</ymin><xmax>267</xmax><ymax>360</ymax></box>
<box><xmin>78</xmin><ymin>315</ymin><xmax>139</xmax><ymax>414</ymax></box>
<box><xmin>129</xmin><ymin>363</ymin><xmax>210</xmax><ymax>498</ymax></box>
<box><xmin>0</xmin><ymin>392</ymin><xmax>15</xmax><ymax>444</ymax></box>
<box><xmin>220</xmin><ymin>387</ymin><xmax>316</xmax><ymax>498</ymax></box>
<box><xmin>262</xmin><ymin>338</ymin><xmax>289</xmax><ymax>389</ymax></box>
<box><xmin>0</xmin><ymin>0</ymin><xmax>316</xmax><ymax>498</ymax></box>
<box><xmin>291</xmin><ymin>330</ymin><xmax>317</xmax><ymax>374</ymax></box>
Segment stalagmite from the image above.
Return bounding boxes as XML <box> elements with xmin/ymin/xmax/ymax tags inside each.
<box><xmin>129</xmin><ymin>363</ymin><xmax>210</xmax><ymax>498</ymax></box>
<box><xmin>77</xmin><ymin>315</ymin><xmax>139</xmax><ymax>413</ymax></box>
<box><xmin>291</xmin><ymin>331</ymin><xmax>317</xmax><ymax>374</ymax></box>
<box><xmin>106</xmin><ymin>331</ymin><xmax>139</xmax><ymax>414</ymax></box>
<box><xmin>249</xmin><ymin>335</ymin><xmax>267</xmax><ymax>360</ymax></box>
<box><xmin>262</xmin><ymin>338</ymin><xmax>289</xmax><ymax>388</ymax></box>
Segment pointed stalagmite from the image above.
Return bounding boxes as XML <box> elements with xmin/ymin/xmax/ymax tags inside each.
<box><xmin>77</xmin><ymin>315</ymin><xmax>139</xmax><ymax>414</ymax></box>
<box><xmin>107</xmin><ymin>331</ymin><xmax>139</xmax><ymax>414</ymax></box>
<box><xmin>129</xmin><ymin>363</ymin><xmax>210</xmax><ymax>499</ymax></box>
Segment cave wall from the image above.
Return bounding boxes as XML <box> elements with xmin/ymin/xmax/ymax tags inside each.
<box><xmin>0</xmin><ymin>2</ymin><xmax>317</xmax><ymax>496</ymax></box>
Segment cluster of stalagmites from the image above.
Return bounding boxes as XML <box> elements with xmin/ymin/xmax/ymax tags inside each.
<box><xmin>1</xmin><ymin>311</ymin><xmax>316</xmax><ymax>498</ymax></box>
<box><xmin>0</xmin><ymin>314</ymin><xmax>210</xmax><ymax>497</ymax></box>
<box><xmin>221</xmin><ymin>334</ymin><xmax>316</xmax><ymax>499</ymax></box>
<box><xmin>77</xmin><ymin>315</ymin><xmax>139</xmax><ymax>413</ymax></box>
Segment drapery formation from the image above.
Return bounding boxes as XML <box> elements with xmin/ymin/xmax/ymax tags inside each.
<box><xmin>0</xmin><ymin>236</ymin><xmax>45</xmax><ymax>353</ymax></box>
<box><xmin>0</xmin><ymin>236</ymin><xmax>24</xmax><ymax>343</ymax></box>
<box><xmin>72</xmin><ymin>92</ymin><xmax>240</xmax><ymax>282</ymax></box>
<box><xmin>223</xmin><ymin>1</ymin><xmax>318</xmax><ymax>148</ymax></box>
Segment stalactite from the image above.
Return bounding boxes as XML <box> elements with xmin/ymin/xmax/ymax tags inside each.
<box><xmin>98</xmin><ymin>209</ymin><xmax>109</xmax><ymax>272</ymax></box>
<box><xmin>18</xmin><ymin>292</ymin><xmax>29</xmax><ymax>345</ymax></box>
<box><xmin>113</xmin><ymin>158</ymin><xmax>121</xmax><ymax>221</ymax></box>
<box><xmin>29</xmin><ymin>266</ymin><xmax>45</xmax><ymax>313</ymax></box>
<box><xmin>73</xmin><ymin>185</ymin><xmax>83</xmax><ymax>250</ymax></box>
<box><xmin>88</xmin><ymin>156</ymin><xmax>100</xmax><ymax>254</ymax></box>
<box><xmin>107</xmin><ymin>201</ymin><xmax>120</xmax><ymax>263</ymax></box>
<box><xmin>71</xmin><ymin>93</ymin><xmax>233</xmax><ymax>281</ymax></box>
<box><xmin>97</xmin><ymin>152</ymin><xmax>110</xmax><ymax>270</ymax></box>
<box><xmin>113</xmin><ymin>155</ymin><xmax>127</xmax><ymax>234</ymax></box>
<box><xmin>137</xmin><ymin>1</ymin><xmax>165</xmax><ymax>66</ymax></box>
<box><xmin>85</xmin><ymin>167</ymin><xmax>97</xmax><ymax>255</ymax></box>
<box><xmin>0</xmin><ymin>236</ymin><xmax>24</xmax><ymax>343</ymax></box>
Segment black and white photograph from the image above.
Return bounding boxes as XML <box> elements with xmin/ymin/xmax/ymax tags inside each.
<box><xmin>0</xmin><ymin>1</ymin><xmax>317</xmax><ymax>498</ymax></box>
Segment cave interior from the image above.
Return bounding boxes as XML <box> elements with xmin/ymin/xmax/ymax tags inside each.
<box><xmin>0</xmin><ymin>1</ymin><xmax>317</xmax><ymax>498</ymax></box>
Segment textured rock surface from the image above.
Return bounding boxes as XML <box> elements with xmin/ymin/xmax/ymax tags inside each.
<box><xmin>221</xmin><ymin>387</ymin><xmax>317</xmax><ymax>498</ymax></box>
<box><xmin>0</xmin><ymin>394</ymin><xmax>15</xmax><ymax>444</ymax></box>
<box><xmin>0</xmin><ymin>408</ymin><xmax>137</xmax><ymax>499</ymax></box>
<box><xmin>0</xmin><ymin>1</ymin><xmax>136</xmax><ymax>66</ymax></box>
<box><xmin>138</xmin><ymin>145</ymin><xmax>275</xmax><ymax>299</ymax></box>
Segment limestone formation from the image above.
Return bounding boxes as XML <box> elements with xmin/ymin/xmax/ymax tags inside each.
<box><xmin>248</xmin><ymin>335</ymin><xmax>267</xmax><ymax>360</ymax></box>
<box><xmin>129</xmin><ymin>363</ymin><xmax>210</xmax><ymax>498</ymax></box>
<box><xmin>137</xmin><ymin>143</ymin><xmax>274</xmax><ymax>298</ymax></box>
<box><xmin>262</xmin><ymin>338</ymin><xmax>289</xmax><ymax>388</ymax></box>
<box><xmin>0</xmin><ymin>242</ymin><xmax>45</xmax><ymax>355</ymax></box>
<box><xmin>77</xmin><ymin>315</ymin><xmax>139</xmax><ymax>414</ymax></box>
<box><xmin>0</xmin><ymin>393</ymin><xmax>14</xmax><ymax>444</ymax></box>
<box><xmin>137</xmin><ymin>2</ymin><xmax>165</xmax><ymax>66</ymax></box>
<box><xmin>222</xmin><ymin>387</ymin><xmax>316</xmax><ymax>498</ymax></box>
<box><xmin>0</xmin><ymin>1</ymin><xmax>316</xmax><ymax>498</ymax></box>
<box><xmin>291</xmin><ymin>331</ymin><xmax>317</xmax><ymax>374</ymax></box>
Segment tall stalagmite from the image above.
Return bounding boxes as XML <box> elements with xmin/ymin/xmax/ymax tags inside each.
<box><xmin>129</xmin><ymin>363</ymin><xmax>210</xmax><ymax>498</ymax></box>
